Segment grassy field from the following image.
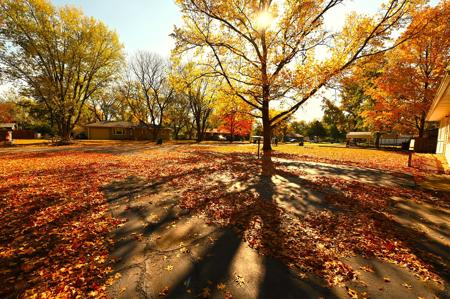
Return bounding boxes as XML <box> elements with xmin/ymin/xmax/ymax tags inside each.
<box><xmin>7</xmin><ymin>139</ymin><xmax>52</xmax><ymax>145</ymax></box>
<box><xmin>196</xmin><ymin>142</ymin><xmax>411</xmax><ymax>166</ymax></box>
<box><xmin>5</xmin><ymin>139</ymin><xmax>446</xmax><ymax>175</ymax></box>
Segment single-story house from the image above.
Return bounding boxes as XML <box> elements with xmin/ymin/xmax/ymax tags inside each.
<box><xmin>85</xmin><ymin>121</ymin><xmax>171</xmax><ymax>141</ymax></box>
<box><xmin>426</xmin><ymin>71</ymin><xmax>450</xmax><ymax>166</ymax></box>
<box><xmin>0</xmin><ymin>123</ymin><xmax>17</xmax><ymax>131</ymax></box>
<box><xmin>204</xmin><ymin>128</ymin><xmax>230</xmax><ymax>140</ymax></box>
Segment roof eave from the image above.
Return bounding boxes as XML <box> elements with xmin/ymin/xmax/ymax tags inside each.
<box><xmin>427</xmin><ymin>72</ymin><xmax>450</xmax><ymax>121</ymax></box>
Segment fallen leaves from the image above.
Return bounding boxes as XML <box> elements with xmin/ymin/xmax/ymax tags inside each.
<box><xmin>0</xmin><ymin>152</ymin><xmax>128</xmax><ymax>297</ymax></box>
<box><xmin>165</xmin><ymin>265</ymin><xmax>174</xmax><ymax>271</ymax></box>
<box><xmin>159</xmin><ymin>286</ymin><xmax>169</xmax><ymax>296</ymax></box>
<box><xmin>345</xmin><ymin>286</ymin><xmax>359</xmax><ymax>298</ymax></box>
<box><xmin>271</xmin><ymin>148</ymin><xmax>443</xmax><ymax>178</ymax></box>
<box><xmin>359</xmin><ymin>265</ymin><xmax>374</xmax><ymax>273</ymax></box>
<box><xmin>201</xmin><ymin>287</ymin><xmax>211</xmax><ymax>298</ymax></box>
<box><xmin>175</xmin><ymin>151</ymin><xmax>444</xmax><ymax>286</ymax></box>
<box><xmin>234</xmin><ymin>273</ymin><xmax>245</xmax><ymax>287</ymax></box>
<box><xmin>0</xmin><ymin>149</ymin><xmax>208</xmax><ymax>297</ymax></box>
<box><xmin>402</xmin><ymin>282</ymin><xmax>412</xmax><ymax>289</ymax></box>
<box><xmin>0</xmin><ymin>146</ymin><xmax>446</xmax><ymax>297</ymax></box>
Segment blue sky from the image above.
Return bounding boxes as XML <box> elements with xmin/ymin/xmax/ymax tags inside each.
<box><xmin>53</xmin><ymin>0</ymin><xmax>183</xmax><ymax>58</ymax></box>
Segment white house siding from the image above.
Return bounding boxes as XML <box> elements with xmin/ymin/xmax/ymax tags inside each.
<box><xmin>437</xmin><ymin>116</ymin><xmax>450</xmax><ymax>166</ymax></box>
<box><xmin>427</xmin><ymin>72</ymin><xmax>450</xmax><ymax>166</ymax></box>
<box><xmin>436</xmin><ymin>118</ymin><xmax>446</xmax><ymax>154</ymax></box>
<box><xmin>445</xmin><ymin>120</ymin><xmax>450</xmax><ymax>167</ymax></box>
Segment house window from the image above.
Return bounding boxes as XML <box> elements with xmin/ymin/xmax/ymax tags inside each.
<box><xmin>113</xmin><ymin>128</ymin><xmax>125</xmax><ymax>135</ymax></box>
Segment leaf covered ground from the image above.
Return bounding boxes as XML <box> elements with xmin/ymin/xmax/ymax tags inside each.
<box><xmin>0</xmin><ymin>143</ymin><xmax>448</xmax><ymax>298</ymax></box>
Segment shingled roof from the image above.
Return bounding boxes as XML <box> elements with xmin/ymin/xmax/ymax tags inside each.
<box><xmin>85</xmin><ymin>121</ymin><xmax>135</xmax><ymax>128</ymax></box>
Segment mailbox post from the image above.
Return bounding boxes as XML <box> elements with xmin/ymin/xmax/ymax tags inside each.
<box><xmin>257</xmin><ymin>138</ymin><xmax>261</xmax><ymax>159</ymax></box>
<box><xmin>408</xmin><ymin>139</ymin><xmax>415</xmax><ymax>167</ymax></box>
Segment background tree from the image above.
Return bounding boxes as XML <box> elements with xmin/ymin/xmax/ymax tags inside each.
<box><xmin>165</xmin><ymin>92</ymin><xmax>192</xmax><ymax>139</ymax></box>
<box><xmin>215</xmin><ymin>92</ymin><xmax>253</xmax><ymax>142</ymax></box>
<box><xmin>270</xmin><ymin>110</ymin><xmax>291</xmax><ymax>142</ymax></box>
<box><xmin>306</xmin><ymin>120</ymin><xmax>327</xmax><ymax>141</ymax></box>
<box><xmin>0</xmin><ymin>0</ymin><xmax>124</xmax><ymax>142</ymax></box>
<box><xmin>321</xmin><ymin>55</ymin><xmax>383</xmax><ymax>135</ymax></box>
<box><xmin>172</xmin><ymin>0</ymin><xmax>423</xmax><ymax>162</ymax></box>
<box><xmin>0</xmin><ymin>89</ymin><xmax>54</xmax><ymax>134</ymax></box>
<box><xmin>322</xmin><ymin>100</ymin><xmax>347</xmax><ymax>141</ymax></box>
<box><xmin>128</xmin><ymin>51</ymin><xmax>175</xmax><ymax>139</ymax></box>
<box><xmin>218</xmin><ymin>109</ymin><xmax>253</xmax><ymax>142</ymax></box>
<box><xmin>88</xmin><ymin>83</ymin><xmax>124</xmax><ymax>122</ymax></box>
<box><xmin>252</xmin><ymin>123</ymin><xmax>263</xmax><ymax>137</ymax></box>
<box><xmin>290</xmin><ymin>120</ymin><xmax>308</xmax><ymax>136</ymax></box>
<box><xmin>188</xmin><ymin>79</ymin><xmax>216</xmax><ymax>142</ymax></box>
<box><xmin>172</xmin><ymin>63</ymin><xmax>219</xmax><ymax>142</ymax></box>
<box><xmin>0</xmin><ymin>102</ymin><xmax>15</xmax><ymax>123</ymax></box>
<box><xmin>363</xmin><ymin>1</ymin><xmax>450</xmax><ymax>136</ymax></box>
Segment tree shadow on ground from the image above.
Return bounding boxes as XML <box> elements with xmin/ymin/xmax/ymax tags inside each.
<box><xmin>278</xmin><ymin>159</ymin><xmax>414</xmax><ymax>187</ymax></box>
<box><xmin>273</xmin><ymin>166</ymin><xmax>449</xmax><ymax>289</ymax></box>
<box><xmin>101</xmin><ymin>149</ymin><xmax>449</xmax><ymax>298</ymax></box>
<box><xmin>102</xmin><ymin>158</ymin><xmax>337</xmax><ymax>298</ymax></box>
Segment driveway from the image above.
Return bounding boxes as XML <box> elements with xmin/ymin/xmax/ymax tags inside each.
<box><xmin>103</xmin><ymin>153</ymin><xmax>449</xmax><ymax>299</ymax></box>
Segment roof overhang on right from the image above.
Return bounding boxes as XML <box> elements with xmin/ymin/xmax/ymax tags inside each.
<box><xmin>427</xmin><ymin>71</ymin><xmax>450</xmax><ymax>122</ymax></box>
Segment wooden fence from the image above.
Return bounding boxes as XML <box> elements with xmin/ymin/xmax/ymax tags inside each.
<box><xmin>413</xmin><ymin>137</ymin><xmax>438</xmax><ymax>153</ymax></box>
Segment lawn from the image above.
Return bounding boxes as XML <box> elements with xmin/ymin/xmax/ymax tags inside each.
<box><xmin>0</xmin><ymin>143</ymin><xmax>448</xmax><ymax>298</ymax></box>
<box><xmin>195</xmin><ymin>142</ymin><xmax>444</xmax><ymax>177</ymax></box>
<box><xmin>7</xmin><ymin>139</ymin><xmax>52</xmax><ymax>146</ymax></box>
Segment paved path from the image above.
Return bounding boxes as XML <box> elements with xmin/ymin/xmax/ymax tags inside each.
<box><xmin>104</xmin><ymin>177</ymin><xmax>335</xmax><ymax>299</ymax></box>
<box><xmin>273</xmin><ymin>157</ymin><xmax>415</xmax><ymax>188</ymax></box>
<box><xmin>103</xmin><ymin>157</ymin><xmax>448</xmax><ymax>299</ymax></box>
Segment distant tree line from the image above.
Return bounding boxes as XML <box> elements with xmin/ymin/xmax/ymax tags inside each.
<box><xmin>0</xmin><ymin>0</ymin><xmax>252</xmax><ymax>143</ymax></box>
<box><xmin>253</xmin><ymin>118</ymin><xmax>343</xmax><ymax>143</ymax></box>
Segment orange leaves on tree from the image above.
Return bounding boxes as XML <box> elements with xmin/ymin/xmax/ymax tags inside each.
<box><xmin>363</xmin><ymin>1</ymin><xmax>450</xmax><ymax>136</ymax></box>
<box><xmin>218</xmin><ymin>109</ymin><xmax>253</xmax><ymax>140</ymax></box>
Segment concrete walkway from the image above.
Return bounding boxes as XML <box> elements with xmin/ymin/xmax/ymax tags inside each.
<box><xmin>104</xmin><ymin>178</ymin><xmax>335</xmax><ymax>298</ymax></box>
<box><xmin>104</xmin><ymin>157</ymin><xmax>449</xmax><ymax>299</ymax></box>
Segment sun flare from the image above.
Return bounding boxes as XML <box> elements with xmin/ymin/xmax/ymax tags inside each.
<box><xmin>255</xmin><ymin>10</ymin><xmax>273</xmax><ymax>30</ymax></box>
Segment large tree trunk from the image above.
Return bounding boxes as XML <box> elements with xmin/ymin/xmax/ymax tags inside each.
<box><xmin>262</xmin><ymin>120</ymin><xmax>272</xmax><ymax>152</ymax></box>
<box><xmin>174</xmin><ymin>126</ymin><xmax>180</xmax><ymax>140</ymax></box>
<box><xmin>418</xmin><ymin>112</ymin><xmax>426</xmax><ymax>137</ymax></box>
<box><xmin>261</xmin><ymin>100</ymin><xmax>273</xmax><ymax>176</ymax></box>
<box><xmin>155</xmin><ymin>113</ymin><xmax>164</xmax><ymax>143</ymax></box>
<box><xmin>196</xmin><ymin>129</ymin><xmax>202</xmax><ymax>142</ymax></box>
<box><xmin>195</xmin><ymin>117</ymin><xmax>203</xmax><ymax>143</ymax></box>
<box><xmin>58</xmin><ymin>121</ymin><xmax>72</xmax><ymax>145</ymax></box>
<box><xmin>188</xmin><ymin>121</ymin><xmax>194</xmax><ymax>140</ymax></box>
<box><xmin>230</xmin><ymin>126</ymin><xmax>234</xmax><ymax>143</ymax></box>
